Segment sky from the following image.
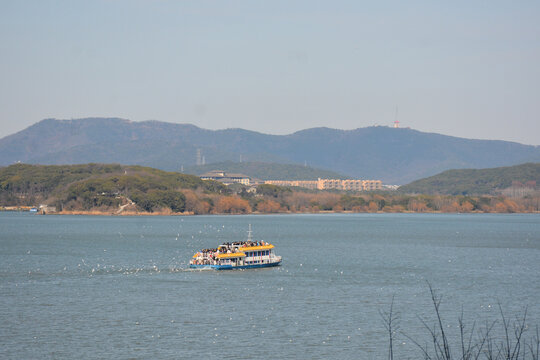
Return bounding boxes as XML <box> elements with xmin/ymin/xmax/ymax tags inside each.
<box><xmin>1</xmin><ymin>0</ymin><xmax>539</xmax><ymax>145</ymax></box>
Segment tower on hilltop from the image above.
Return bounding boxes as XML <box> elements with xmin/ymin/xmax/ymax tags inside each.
<box><xmin>393</xmin><ymin>106</ymin><xmax>400</xmax><ymax>128</ymax></box>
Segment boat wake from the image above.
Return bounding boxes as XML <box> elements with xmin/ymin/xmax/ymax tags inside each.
<box><xmin>83</xmin><ymin>265</ymin><xmax>193</xmax><ymax>275</ymax></box>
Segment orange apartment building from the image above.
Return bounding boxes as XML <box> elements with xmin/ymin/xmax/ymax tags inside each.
<box><xmin>265</xmin><ymin>178</ymin><xmax>382</xmax><ymax>191</ymax></box>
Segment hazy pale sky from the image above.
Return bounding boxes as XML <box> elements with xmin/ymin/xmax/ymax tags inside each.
<box><xmin>1</xmin><ymin>0</ymin><xmax>539</xmax><ymax>144</ymax></box>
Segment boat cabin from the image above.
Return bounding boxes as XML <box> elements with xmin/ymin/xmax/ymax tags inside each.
<box><xmin>239</xmin><ymin>244</ymin><xmax>275</xmax><ymax>265</ymax></box>
<box><xmin>216</xmin><ymin>252</ymin><xmax>246</xmax><ymax>266</ymax></box>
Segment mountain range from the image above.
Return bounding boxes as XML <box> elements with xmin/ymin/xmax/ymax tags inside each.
<box><xmin>1</xmin><ymin>118</ymin><xmax>539</xmax><ymax>184</ymax></box>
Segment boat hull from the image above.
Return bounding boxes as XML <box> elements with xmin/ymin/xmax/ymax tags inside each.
<box><xmin>189</xmin><ymin>260</ymin><xmax>281</xmax><ymax>271</ymax></box>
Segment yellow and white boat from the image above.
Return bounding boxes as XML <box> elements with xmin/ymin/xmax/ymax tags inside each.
<box><xmin>189</xmin><ymin>225</ymin><xmax>282</xmax><ymax>270</ymax></box>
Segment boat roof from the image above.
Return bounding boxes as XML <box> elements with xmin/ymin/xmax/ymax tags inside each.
<box><xmin>239</xmin><ymin>244</ymin><xmax>274</xmax><ymax>251</ymax></box>
<box><xmin>216</xmin><ymin>252</ymin><xmax>246</xmax><ymax>259</ymax></box>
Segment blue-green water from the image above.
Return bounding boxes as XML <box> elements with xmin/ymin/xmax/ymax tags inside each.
<box><xmin>1</xmin><ymin>212</ymin><xmax>539</xmax><ymax>359</ymax></box>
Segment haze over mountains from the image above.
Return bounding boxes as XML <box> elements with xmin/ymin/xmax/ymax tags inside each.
<box><xmin>1</xmin><ymin>118</ymin><xmax>539</xmax><ymax>184</ymax></box>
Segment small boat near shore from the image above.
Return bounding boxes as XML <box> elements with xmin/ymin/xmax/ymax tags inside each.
<box><xmin>189</xmin><ymin>225</ymin><xmax>282</xmax><ymax>270</ymax></box>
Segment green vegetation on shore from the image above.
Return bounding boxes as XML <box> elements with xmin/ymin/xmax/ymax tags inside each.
<box><xmin>0</xmin><ymin>163</ymin><xmax>228</xmax><ymax>213</ymax></box>
<box><xmin>399</xmin><ymin>162</ymin><xmax>540</xmax><ymax>195</ymax></box>
<box><xmin>1</xmin><ymin>163</ymin><xmax>539</xmax><ymax>214</ymax></box>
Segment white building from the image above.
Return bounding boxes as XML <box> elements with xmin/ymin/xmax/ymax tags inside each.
<box><xmin>200</xmin><ymin>170</ymin><xmax>251</xmax><ymax>186</ymax></box>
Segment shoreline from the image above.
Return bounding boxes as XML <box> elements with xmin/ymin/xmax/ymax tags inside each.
<box><xmin>2</xmin><ymin>209</ymin><xmax>538</xmax><ymax>216</ymax></box>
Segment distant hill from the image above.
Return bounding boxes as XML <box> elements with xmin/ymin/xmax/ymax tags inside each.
<box><xmin>1</xmin><ymin>118</ymin><xmax>540</xmax><ymax>184</ymax></box>
<box><xmin>399</xmin><ymin>163</ymin><xmax>540</xmax><ymax>195</ymax></box>
<box><xmin>183</xmin><ymin>161</ymin><xmax>349</xmax><ymax>180</ymax></box>
<box><xmin>0</xmin><ymin>163</ymin><xmax>227</xmax><ymax>213</ymax></box>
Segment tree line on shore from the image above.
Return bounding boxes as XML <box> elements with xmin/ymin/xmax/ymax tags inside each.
<box><xmin>1</xmin><ymin>164</ymin><xmax>539</xmax><ymax>214</ymax></box>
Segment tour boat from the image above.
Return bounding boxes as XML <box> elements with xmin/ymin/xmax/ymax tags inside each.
<box><xmin>189</xmin><ymin>225</ymin><xmax>282</xmax><ymax>270</ymax></box>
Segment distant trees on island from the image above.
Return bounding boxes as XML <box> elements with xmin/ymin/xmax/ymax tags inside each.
<box><xmin>1</xmin><ymin>164</ymin><xmax>539</xmax><ymax>215</ymax></box>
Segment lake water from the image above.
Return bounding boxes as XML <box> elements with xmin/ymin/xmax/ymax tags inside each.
<box><xmin>1</xmin><ymin>212</ymin><xmax>539</xmax><ymax>359</ymax></box>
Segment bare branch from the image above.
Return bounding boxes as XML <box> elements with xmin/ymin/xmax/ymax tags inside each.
<box><xmin>380</xmin><ymin>295</ymin><xmax>400</xmax><ymax>360</ymax></box>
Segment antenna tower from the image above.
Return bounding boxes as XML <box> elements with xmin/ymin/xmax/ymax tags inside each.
<box><xmin>196</xmin><ymin>149</ymin><xmax>202</xmax><ymax>166</ymax></box>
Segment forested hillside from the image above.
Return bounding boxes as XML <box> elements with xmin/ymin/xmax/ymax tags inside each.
<box><xmin>1</xmin><ymin>163</ymin><xmax>539</xmax><ymax>214</ymax></box>
<box><xmin>399</xmin><ymin>163</ymin><xmax>540</xmax><ymax>195</ymax></box>
<box><xmin>0</xmin><ymin>163</ymin><xmax>227</xmax><ymax>214</ymax></box>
